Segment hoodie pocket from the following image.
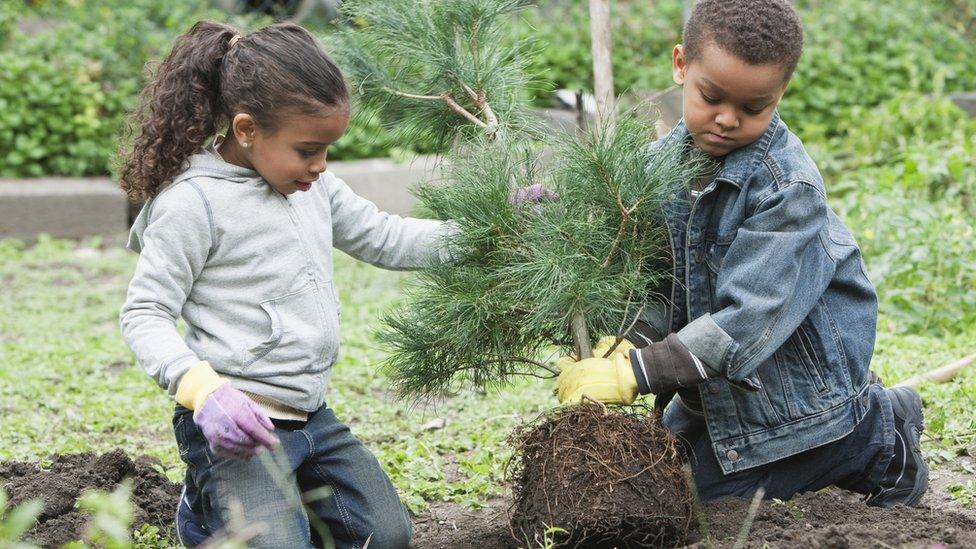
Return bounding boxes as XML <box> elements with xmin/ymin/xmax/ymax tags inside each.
<box><xmin>242</xmin><ymin>283</ymin><xmax>335</xmax><ymax>376</ymax></box>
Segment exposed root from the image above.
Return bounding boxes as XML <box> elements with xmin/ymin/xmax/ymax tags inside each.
<box><xmin>507</xmin><ymin>402</ymin><xmax>694</xmax><ymax>548</ymax></box>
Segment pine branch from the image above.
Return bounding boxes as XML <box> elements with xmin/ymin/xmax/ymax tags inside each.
<box><xmin>337</xmin><ymin>0</ymin><xmax>705</xmax><ymax>398</ymax></box>
<box><xmin>383</xmin><ymin>86</ymin><xmax>489</xmax><ymax>129</ymax></box>
<box><xmin>332</xmin><ymin>0</ymin><xmax>534</xmax><ymax>147</ymax></box>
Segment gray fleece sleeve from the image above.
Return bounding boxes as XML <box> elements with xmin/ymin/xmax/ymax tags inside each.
<box><xmin>326</xmin><ymin>173</ymin><xmax>458</xmax><ymax>269</ymax></box>
<box><xmin>119</xmin><ymin>184</ymin><xmax>211</xmax><ymax>396</ymax></box>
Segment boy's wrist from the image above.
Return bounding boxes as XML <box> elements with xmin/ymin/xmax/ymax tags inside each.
<box><xmin>629</xmin><ymin>334</ymin><xmax>718</xmax><ymax>395</ymax></box>
<box><xmin>175</xmin><ymin>361</ymin><xmax>228</xmax><ymax>411</ymax></box>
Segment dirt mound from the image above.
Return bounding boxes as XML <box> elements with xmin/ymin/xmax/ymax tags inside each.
<box><xmin>507</xmin><ymin>403</ymin><xmax>694</xmax><ymax>548</ymax></box>
<box><xmin>0</xmin><ymin>450</ymin><xmax>181</xmax><ymax>547</ymax></box>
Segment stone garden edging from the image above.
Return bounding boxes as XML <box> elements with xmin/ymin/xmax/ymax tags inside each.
<box><xmin>0</xmin><ymin>155</ymin><xmax>446</xmax><ymax>241</ymax></box>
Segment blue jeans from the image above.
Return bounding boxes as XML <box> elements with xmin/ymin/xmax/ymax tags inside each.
<box><xmin>663</xmin><ymin>383</ymin><xmax>895</xmax><ymax>501</ymax></box>
<box><xmin>174</xmin><ymin>404</ymin><xmax>412</xmax><ymax>549</ymax></box>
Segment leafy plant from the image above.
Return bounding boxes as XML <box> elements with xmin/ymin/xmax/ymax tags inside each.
<box><xmin>67</xmin><ymin>480</ymin><xmax>136</xmax><ymax>548</ymax></box>
<box><xmin>824</xmin><ymin>94</ymin><xmax>976</xmax><ymax>335</ymax></box>
<box><xmin>948</xmin><ymin>480</ymin><xmax>976</xmax><ymax>507</ymax></box>
<box><xmin>0</xmin><ymin>489</ymin><xmax>43</xmax><ymax>549</ymax></box>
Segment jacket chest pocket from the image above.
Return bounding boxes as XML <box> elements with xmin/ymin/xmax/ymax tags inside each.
<box><xmin>242</xmin><ymin>283</ymin><xmax>339</xmax><ymax>376</ymax></box>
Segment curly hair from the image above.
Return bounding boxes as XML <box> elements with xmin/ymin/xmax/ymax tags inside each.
<box><xmin>683</xmin><ymin>0</ymin><xmax>804</xmax><ymax>81</ymax></box>
<box><xmin>119</xmin><ymin>20</ymin><xmax>348</xmax><ymax>203</ymax></box>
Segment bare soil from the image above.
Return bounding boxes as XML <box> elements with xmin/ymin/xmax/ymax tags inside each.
<box><xmin>413</xmin><ymin>462</ymin><xmax>976</xmax><ymax>548</ymax></box>
<box><xmin>3</xmin><ymin>451</ymin><xmax>974</xmax><ymax>548</ymax></box>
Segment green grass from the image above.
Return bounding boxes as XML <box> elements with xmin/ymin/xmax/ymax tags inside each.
<box><xmin>0</xmin><ymin>233</ymin><xmax>973</xmax><ymax>523</ymax></box>
<box><xmin>0</xmin><ymin>234</ymin><xmax>553</xmax><ymax>513</ymax></box>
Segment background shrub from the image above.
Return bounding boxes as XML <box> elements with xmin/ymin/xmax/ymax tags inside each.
<box><xmin>0</xmin><ymin>0</ymin><xmax>435</xmax><ymax>178</ymax></box>
<box><xmin>823</xmin><ymin>94</ymin><xmax>976</xmax><ymax>335</ymax></box>
<box><xmin>3</xmin><ymin>0</ymin><xmax>974</xmax><ymax>176</ymax></box>
<box><xmin>0</xmin><ymin>0</ymin><xmax>237</xmax><ymax>177</ymax></box>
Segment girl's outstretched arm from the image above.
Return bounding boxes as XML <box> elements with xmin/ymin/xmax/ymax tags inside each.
<box><xmin>326</xmin><ymin>172</ymin><xmax>458</xmax><ymax>270</ymax></box>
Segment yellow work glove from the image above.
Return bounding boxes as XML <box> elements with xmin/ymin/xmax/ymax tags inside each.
<box><xmin>175</xmin><ymin>361</ymin><xmax>228</xmax><ymax>411</ymax></box>
<box><xmin>554</xmin><ymin>352</ymin><xmax>639</xmax><ymax>405</ymax></box>
<box><xmin>592</xmin><ymin>335</ymin><xmax>636</xmax><ymax>359</ymax></box>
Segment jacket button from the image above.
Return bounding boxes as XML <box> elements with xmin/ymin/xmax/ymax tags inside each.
<box><xmin>708</xmin><ymin>383</ymin><xmax>720</xmax><ymax>394</ymax></box>
<box><xmin>726</xmin><ymin>449</ymin><xmax>739</xmax><ymax>461</ymax></box>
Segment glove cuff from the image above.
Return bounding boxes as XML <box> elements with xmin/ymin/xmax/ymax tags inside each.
<box><xmin>632</xmin><ymin>333</ymin><xmax>717</xmax><ymax>394</ymax></box>
<box><xmin>175</xmin><ymin>361</ymin><xmax>228</xmax><ymax>411</ymax></box>
<box><xmin>628</xmin><ymin>348</ymin><xmax>653</xmax><ymax>395</ymax></box>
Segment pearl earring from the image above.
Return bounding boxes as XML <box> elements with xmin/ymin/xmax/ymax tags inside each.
<box><xmin>242</xmin><ymin>142</ymin><xmax>250</xmax><ymax>148</ymax></box>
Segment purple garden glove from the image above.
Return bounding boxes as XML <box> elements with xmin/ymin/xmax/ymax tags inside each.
<box><xmin>508</xmin><ymin>183</ymin><xmax>559</xmax><ymax>207</ymax></box>
<box><xmin>193</xmin><ymin>384</ymin><xmax>280</xmax><ymax>461</ymax></box>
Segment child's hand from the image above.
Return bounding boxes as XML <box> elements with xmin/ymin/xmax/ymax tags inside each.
<box><xmin>194</xmin><ymin>384</ymin><xmax>280</xmax><ymax>461</ymax></box>
<box><xmin>508</xmin><ymin>183</ymin><xmax>559</xmax><ymax>207</ymax></box>
<box><xmin>592</xmin><ymin>335</ymin><xmax>636</xmax><ymax>359</ymax></box>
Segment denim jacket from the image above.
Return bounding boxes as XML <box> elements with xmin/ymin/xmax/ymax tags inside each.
<box><xmin>645</xmin><ymin>113</ymin><xmax>879</xmax><ymax>474</ymax></box>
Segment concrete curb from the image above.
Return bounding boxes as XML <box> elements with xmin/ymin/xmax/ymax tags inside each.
<box><xmin>950</xmin><ymin>91</ymin><xmax>976</xmax><ymax>118</ymax></box>
<box><xmin>0</xmin><ymin>177</ymin><xmax>126</xmax><ymax>241</ymax></box>
<box><xmin>0</xmin><ymin>155</ymin><xmax>446</xmax><ymax>241</ymax></box>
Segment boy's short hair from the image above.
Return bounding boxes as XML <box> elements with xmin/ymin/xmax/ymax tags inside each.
<box><xmin>683</xmin><ymin>0</ymin><xmax>804</xmax><ymax>81</ymax></box>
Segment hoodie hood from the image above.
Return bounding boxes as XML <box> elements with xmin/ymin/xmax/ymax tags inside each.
<box><xmin>127</xmin><ymin>146</ymin><xmax>263</xmax><ymax>253</ymax></box>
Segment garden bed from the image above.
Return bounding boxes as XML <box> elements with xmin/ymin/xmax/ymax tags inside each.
<box><xmin>2</xmin><ymin>240</ymin><xmax>975</xmax><ymax>547</ymax></box>
<box><xmin>4</xmin><ymin>450</ymin><xmax>974</xmax><ymax>548</ymax></box>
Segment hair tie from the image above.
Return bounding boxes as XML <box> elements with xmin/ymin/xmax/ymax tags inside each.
<box><xmin>228</xmin><ymin>34</ymin><xmax>242</xmax><ymax>49</ymax></box>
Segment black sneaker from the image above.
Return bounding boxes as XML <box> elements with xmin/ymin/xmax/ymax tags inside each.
<box><xmin>865</xmin><ymin>386</ymin><xmax>929</xmax><ymax>507</ymax></box>
<box><xmin>175</xmin><ymin>485</ymin><xmax>210</xmax><ymax>547</ymax></box>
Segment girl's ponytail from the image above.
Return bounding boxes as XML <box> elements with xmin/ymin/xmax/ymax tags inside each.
<box><xmin>119</xmin><ymin>21</ymin><xmax>238</xmax><ymax>202</ymax></box>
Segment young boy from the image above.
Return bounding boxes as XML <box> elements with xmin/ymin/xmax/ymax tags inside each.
<box><xmin>554</xmin><ymin>0</ymin><xmax>927</xmax><ymax>506</ymax></box>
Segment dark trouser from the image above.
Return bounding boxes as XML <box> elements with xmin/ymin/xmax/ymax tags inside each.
<box><xmin>663</xmin><ymin>383</ymin><xmax>895</xmax><ymax>501</ymax></box>
<box><xmin>174</xmin><ymin>404</ymin><xmax>412</xmax><ymax>549</ymax></box>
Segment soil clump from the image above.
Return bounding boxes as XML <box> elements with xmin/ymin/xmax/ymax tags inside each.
<box><xmin>0</xmin><ymin>449</ymin><xmax>181</xmax><ymax>547</ymax></box>
<box><xmin>507</xmin><ymin>403</ymin><xmax>694</xmax><ymax>548</ymax></box>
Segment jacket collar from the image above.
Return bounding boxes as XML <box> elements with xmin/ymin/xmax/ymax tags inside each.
<box><xmin>661</xmin><ymin>111</ymin><xmax>783</xmax><ymax>189</ymax></box>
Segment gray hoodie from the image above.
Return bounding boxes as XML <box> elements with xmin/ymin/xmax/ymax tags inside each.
<box><xmin>120</xmin><ymin>149</ymin><xmax>454</xmax><ymax>412</ymax></box>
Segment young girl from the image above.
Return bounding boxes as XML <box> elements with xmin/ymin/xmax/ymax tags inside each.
<box><xmin>119</xmin><ymin>20</ymin><xmax>455</xmax><ymax>548</ymax></box>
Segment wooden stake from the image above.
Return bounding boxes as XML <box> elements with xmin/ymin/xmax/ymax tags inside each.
<box><xmin>588</xmin><ymin>0</ymin><xmax>615</xmax><ymax>133</ymax></box>
<box><xmin>893</xmin><ymin>353</ymin><xmax>976</xmax><ymax>389</ymax></box>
